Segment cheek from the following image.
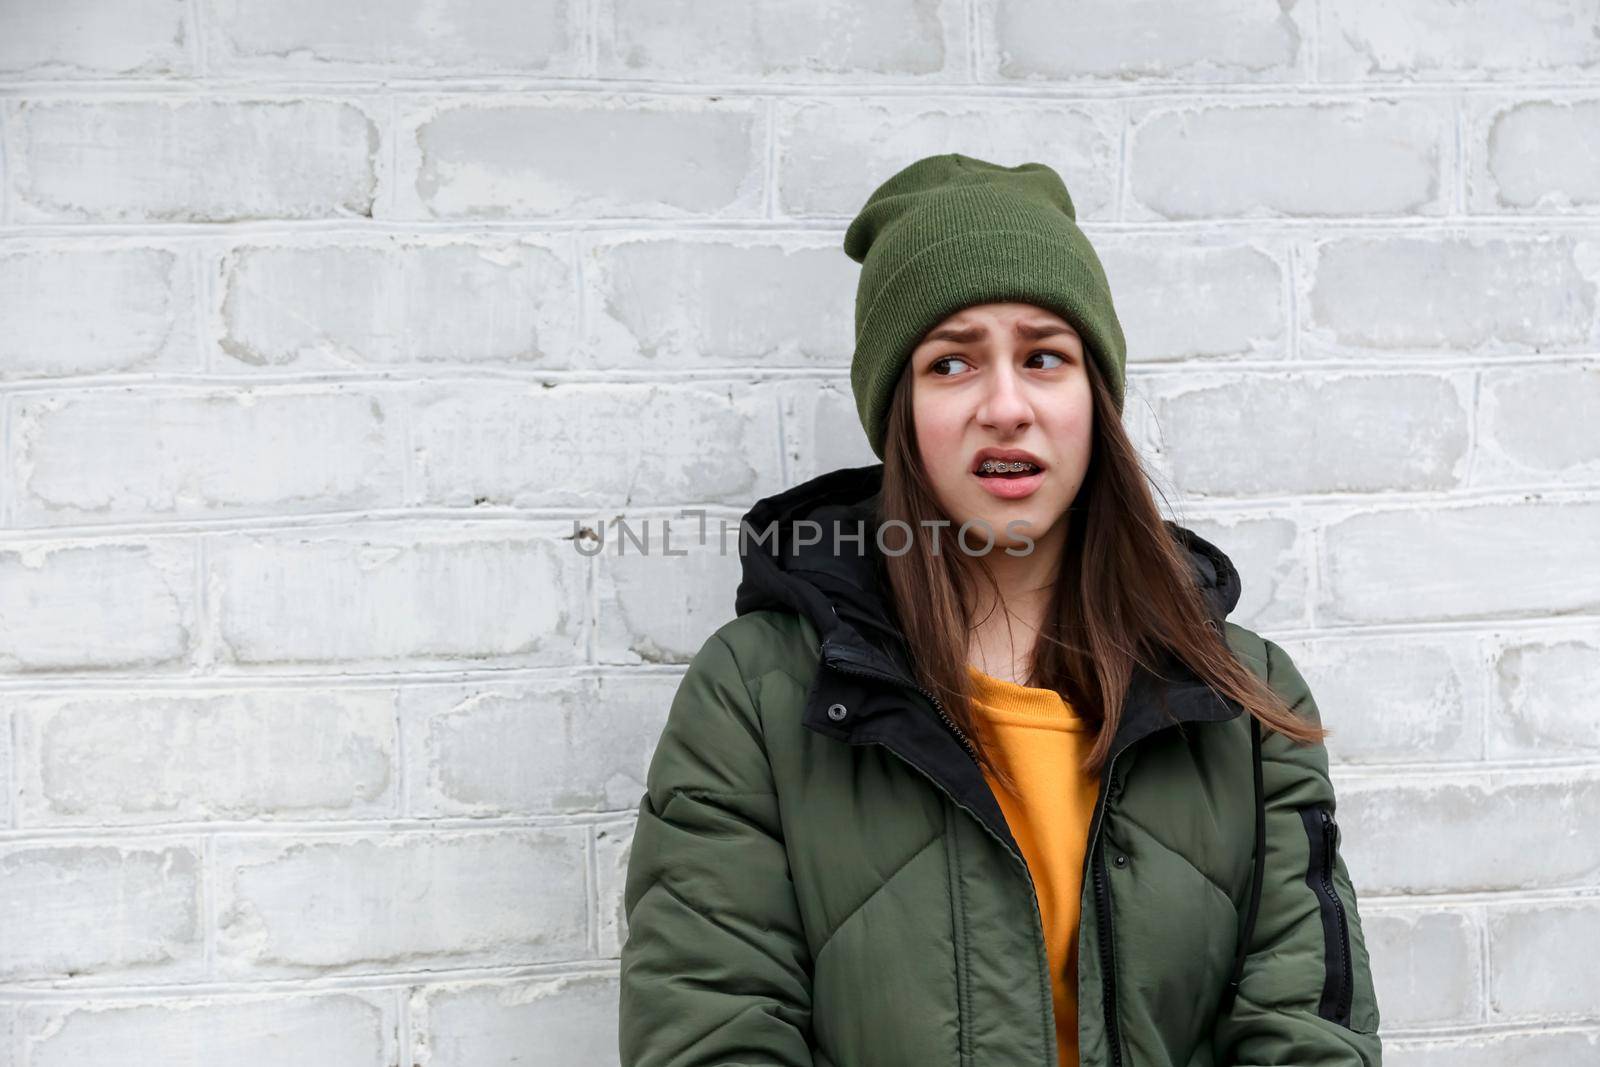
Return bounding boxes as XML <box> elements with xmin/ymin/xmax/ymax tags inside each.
<box><xmin>1042</xmin><ymin>397</ymin><xmax>1094</xmax><ymax>478</ymax></box>
<box><xmin>911</xmin><ymin>393</ymin><xmax>964</xmax><ymax>464</ymax></box>
<box><xmin>1053</xmin><ymin>385</ymin><xmax>1094</xmax><ymax>445</ymax></box>
<box><xmin>1069</xmin><ymin>409</ymin><xmax>1094</xmax><ymax>452</ymax></box>
<box><xmin>912</xmin><ymin>402</ymin><xmax>974</xmax><ymax>503</ymax></box>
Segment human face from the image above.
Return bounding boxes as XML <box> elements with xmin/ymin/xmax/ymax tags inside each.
<box><xmin>908</xmin><ymin>302</ymin><xmax>1093</xmax><ymax>555</ymax></box>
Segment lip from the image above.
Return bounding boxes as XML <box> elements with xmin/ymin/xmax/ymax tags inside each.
<box><xmin>971</xmin><ymin>447</ymin><xmax>1047</xmax><ymax>501</ymax></box>
<box><xmin>974</xmin><ymin>469</ymin><xmax>1045</xmax><ymax>500</ymax></box>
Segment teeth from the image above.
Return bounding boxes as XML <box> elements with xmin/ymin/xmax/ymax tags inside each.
<box><xmin>977</xmin><ymin>459</ymin><xmax>1040</xmax><ymax>475</ymax></box>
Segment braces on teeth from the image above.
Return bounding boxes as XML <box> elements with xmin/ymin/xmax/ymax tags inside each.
<box><xmin>978</xmin><ymin>459</ymin><xmax>1039</xmax><ymax>474</ymax></box>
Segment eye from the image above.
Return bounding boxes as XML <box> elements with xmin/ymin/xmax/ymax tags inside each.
<box><xmin>930</xmin><ymin>355</ymin><xmax>973</xmax><ymax>376</ymax></box>
<box><xmin>1029</xmin><ymin>349</ymin><xmax>1069</xmax><ymax>368</ymax></box>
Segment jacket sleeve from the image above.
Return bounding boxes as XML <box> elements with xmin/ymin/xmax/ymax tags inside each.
<box><xmin>618</xmin><ymin>627</ymin><xmax>816</xmax><ymax>1067</ymax></box>
<box><xmin>1213</xmin><ymin>637</ymin><xmax>1384</xmax><ymax>1067</ymax></box>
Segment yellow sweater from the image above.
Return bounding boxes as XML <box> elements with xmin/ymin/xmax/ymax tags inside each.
<box><xmin>965</xmin><ymin>664</ymin><xmax>1101</xmax><ymax>1067</ymax></box>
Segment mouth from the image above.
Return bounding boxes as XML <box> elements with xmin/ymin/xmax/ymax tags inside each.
<box><xmin>974</xmin><ymin>459</ymin><xmax>1044</xmax><ymax>479</ymax></box>
<box><xmin>972</xmin><ymin>452</ymin><xmax>1046</xmax><ymax>479</ymax></box>
<box><xmin>971</xmin><ymin>452</ymin><xmax>1047</xmax><ymax>500</ymax></box>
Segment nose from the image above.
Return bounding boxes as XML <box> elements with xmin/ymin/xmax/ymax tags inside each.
<box><xmin>977</xmin><ymin>359</ymin><xmax>1033</xmax><ymax>436</ymax></box>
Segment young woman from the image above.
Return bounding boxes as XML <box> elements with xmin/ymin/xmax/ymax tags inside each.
<box><xmin>619</xmin><ymin>154</ymin><xmax>1383</xmax><ymax>1067</ymax></box>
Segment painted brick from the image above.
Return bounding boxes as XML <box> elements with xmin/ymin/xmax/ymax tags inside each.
<box><xmin>1474</xmin><ymin>364</ymin><xmax>1600</xmax><ymax>486</ymax></box>
<box><xmin>776</xmin><ymin>97</ymin><xmax>1121</xmax><ymax>219</ymax></box>
<box><xmin>1146</xmin><ymin>372</ymin><xmax>1471</xmax><ymax>496</ymax></box>
<box><xmin>1339</xmin><ymin>770</ymin><xmax>1600</xmax><ymax>894</ymax></box>
<box><xmin>203</xmin><ymin>0</ymin><xmax>584</xmax><ymax>77</ymax></box>
<box><xmin>0</xmin><ymin>0</ymin><xmax>189</xmax><ymax>77</ymax></box>
<box><xmin>1491</xmin><ymin>632</ymin><xmax>1600</xmax><ymax>757</ymax></box>
<box><xmin>411</xmin><ymin>974</ymin><xmax>619</xmax><ymax>1067</ymax></box>
<box><xmin>402</xmin><ymin>673</ymin><xmax>674</xmax><ymax>816</ymax></box>
<box><xmin>1488</xmin><ymin>900</ymin><xmax>1600</xmax><ymax>1019</ymax></box>
<box><xmin>208</xmin><ymin>525</ymin><xmax>585</xmax><ymax>670</ymax></box>
<box><xmin>986</xmin><ymin>0</ymin><xmax>1305</xmax><ymax>82</ymax></box>
<box><xmin>13</xmin><ymin>688</ymin><xmax>397</xmax><ymax>826</ymax></box>
<box><xmin>0</xmin><ymin>841</ymin><xmax>201</xmax><ymax>981</ymax></box>
<box><xmin>1128</xmin><ymin>98</ymin><xmax>1452</xmax><ymax>219</ymax></box>
<box><xmin>216</xmin><ymin>238</ymin><xmax>576</xmax><ymax>370</ymax></box>
<box><xmin>214</xmin><ymin>829</ymin><xmax>588</xmax><ymax>976</ymax></box>
<box><xmin>0</xmin><ymin>246</ymin><xmax>195</xmax><ymax>379</ymax></box>
<box><xmin>9</xmin><ymin>99</ymin><xmax>379</xmax><ymax>223</ymax></box>
<box><xmin>1097</xmin><ymin>239</ymin><xmax>1288</xmax><ymax>363</ymax></box>
<box><xmin>0</xmin><ymin>539</ymin><xmax>196</xmax><ymax>673</ymax></box>
<box><xmin>583</xmin><ymin>236</ymin><xmax>852</xmax><ymax>370</ymax></box>
<box><xmin>1320</xmin><ymin>502</ymin><xmax>1600</xmax><ymax>624</ymax></box>
<box><xmin>1469</xmin><ymin>97</ymin><xmax>1600</xmax><ymax>213</ymax></box>
<box><xmin>1300</xmin><ymin>233</ymin><xmax>1600</xmax><ymax>356</ymax></box>
<box><xmin>1320</xmin><ymin>0</ymin><xmax>1600</xmax><ymax>81</ymax></box>
<box><xmin>15</xmin><ymin>993</ymin><xmax>395</xmax><ymax>1067</ymax></box>
<box><xmin>9</xmin><ymin>387</ymin><xmax>407</xmax><ymax>524</ymax></box>
<box><xmin>408</xmin><ymin>381</ymin><xmax>784</xmax><ymax>509</ymax></box>
<box><xmin>401</xmin><ymin>97</ymin><xmax>763</xmax><ymax>219</ymax></box>
<box><xmin>596</xmin><ymin>0</ymin><xmax>959</xmax><ymax>81</ymax></box>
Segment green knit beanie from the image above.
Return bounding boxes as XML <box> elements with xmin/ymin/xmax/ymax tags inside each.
<box><xmin>842</xmin><ymin>152</ymin><xmax>1127</xmax><ymax>459</ymax></box>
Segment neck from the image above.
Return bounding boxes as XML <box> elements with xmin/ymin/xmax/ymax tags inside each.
<box><xmin>964</xmin><ymin>517</ymin><xmax>1067</xmax><ymax>684</ymax></box>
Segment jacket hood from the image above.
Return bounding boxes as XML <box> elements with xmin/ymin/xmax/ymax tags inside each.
<box><xmin>733</xmin><ymin>462</ymin><xmax>1242</xmax><ymax>681</ymax></box>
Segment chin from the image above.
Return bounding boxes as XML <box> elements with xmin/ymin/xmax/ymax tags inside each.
<box><xmin>960</xmin><ymin>498</ymin><xmax>1055</xmax><ymax>552</ymax></box>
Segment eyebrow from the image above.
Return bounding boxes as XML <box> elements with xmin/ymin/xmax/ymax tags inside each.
<box><xmin>921</xmin><ymin>321</ymin><xmax>1077</xmax><ymax>345</ymax></box>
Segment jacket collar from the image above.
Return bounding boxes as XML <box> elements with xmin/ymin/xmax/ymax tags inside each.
<box><xmin>734</xmin><ymin>462</ymin><xmax>1244</xmax><ymax>698</ymax></box>
<box><xmin>733</xmin><ymin>463</ymin><xmax>1246</xmax><ymax>852</ymax></box>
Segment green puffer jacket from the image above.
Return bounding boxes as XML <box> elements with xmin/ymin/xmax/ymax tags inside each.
<box><xmin>619</xmin><ymin>464</ymin><xmax>1383</xmax><ymax>1067</ymax></box>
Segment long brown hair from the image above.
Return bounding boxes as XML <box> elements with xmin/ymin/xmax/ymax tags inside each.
<box><xmin>877</xmin><ymin>347</ymin><xmax>1326</xmax><ymax>794</ymax></box>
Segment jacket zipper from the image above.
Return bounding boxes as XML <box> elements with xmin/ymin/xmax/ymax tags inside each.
<box><xmin>820</xmin><ymin>649</ymin><xmax>1058</xmax><ymax>1066</ymax></box>
<box><xmin>1318</xmin><ymin>808</ymin><xmax>1353</xmax><ymax>1024</ymax></box>
<box><xmin>1086</xmin><ymin>750</ymin><xmax>1126</xmax><ymax>1067</ymax></box>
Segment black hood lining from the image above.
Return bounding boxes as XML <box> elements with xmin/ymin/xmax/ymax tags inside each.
<box><xmin>734</xmin><ymin>463</ymin><xmax>1243</xmax><ymax>675</ymax></box>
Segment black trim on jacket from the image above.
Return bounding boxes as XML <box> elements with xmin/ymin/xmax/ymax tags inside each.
<box><xmin>1299</xmin><ymin>803</ymin><xmax>1355</xmax><ymax>1028</ymax></box>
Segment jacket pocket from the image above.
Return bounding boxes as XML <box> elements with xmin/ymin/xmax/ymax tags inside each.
<box><xmin>1297</xmin><ymin>803</ymin><xmax>1354</xmax><ymax>1028</ymax></box>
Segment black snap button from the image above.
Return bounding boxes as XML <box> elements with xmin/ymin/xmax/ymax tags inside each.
<box><xmin>827</xmin><ymin>702</ymin><xmax>849</xmax><ymax>722</ymax></box>
<box><xmin>1113</xmin><ymin>854</ymin><xmax>1129</xmax><ymax>868</ymax></box>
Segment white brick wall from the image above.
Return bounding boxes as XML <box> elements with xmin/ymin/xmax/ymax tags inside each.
<box><xmin>0</xmin><ymin>2</ymin><xmax>1596</xmax><ymax>1063</ymax></box>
